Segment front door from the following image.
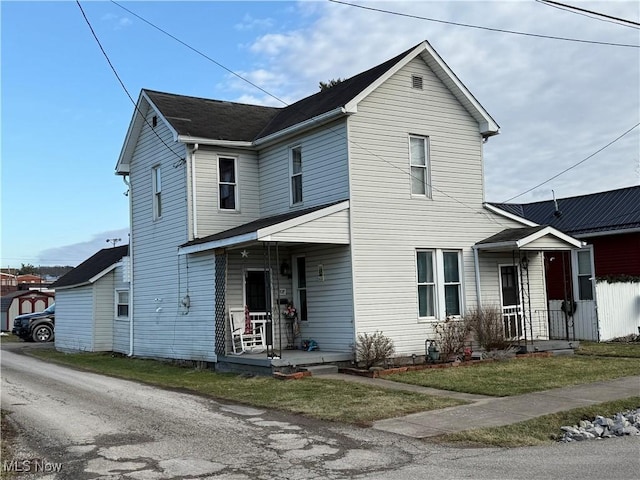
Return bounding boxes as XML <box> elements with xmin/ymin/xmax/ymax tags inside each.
<box><xmin>500</xmin><ymin>265</ymin><xmax>523</xmax><ymax>339</ymax></box>
<box><xmin>244</xmin><ymin>269</ymin><xmax>272</xmax><ymax>345</ymax></box>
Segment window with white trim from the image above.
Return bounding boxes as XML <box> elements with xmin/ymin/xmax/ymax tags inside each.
<box><xmin>417</xmin><ymin>249</ymin><xmax>463</xmax><ymax>319</ymax></box>
<box><xmin>576</xmin><ymin>249</ymin><xmax>594</xmax><ymax>300</ymax></box>
<box><xmin>290</xmin><ymin>146</ymin><xmax>303</xmax><ymax>205</ymax></box>
<box><xmin>152</xmin><ymin>165</ymin><xmax>162</xmax><ymax>219</ymax></box>
<box><xmin>410</xmin><ymin>135</ymin><xmax>431</xmax><ymax>197</ymax></box>
<box><xmin>443</xmin><ymin>251</ymin><xmax>462</xmax><ymax>316</ymax></box>
<box><xmin>417</xmin><ymin>250</ymin><xmax>436</xmax><ymax>317</ymax></box>
<box><xmin>218</xmin><ymin>156</ymin><xmax>238</xmax><ymax>210</ymax></box>
<box><xmin>116</xmin><ymin>290</ymin><xmax>129</xmax><ymax>319</ymax></box>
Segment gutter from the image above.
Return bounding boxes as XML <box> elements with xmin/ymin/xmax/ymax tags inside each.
<box><xmin>123</xmin><ymin>174</ymin><xmax>135</xmax><ymax>357</ymax></box>
<box><xmin>254</xmin><ymin>107</ymin><xmax>347</xmax><ymax>147</ymax></box>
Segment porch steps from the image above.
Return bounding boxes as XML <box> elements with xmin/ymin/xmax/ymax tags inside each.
<box><xmin>301</xmin><ymin>365</ymin><xmax>339</xmax><ymax>376</ymax></box>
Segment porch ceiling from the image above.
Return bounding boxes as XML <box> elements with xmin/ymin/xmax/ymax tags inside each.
<box><xmin>475</xmin><ymin>225</ymin><xmax>583</xmax><ymax>252</ymax></box>
<box><xmin>179</xmin><ymin>200</ymin><xmax>350</xmax><ymax>255</ymax></box>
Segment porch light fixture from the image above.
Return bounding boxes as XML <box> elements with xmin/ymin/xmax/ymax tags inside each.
<box><xmin>521</xmin><ymin>255</ymin><xmax>529</xmax><ymax>270</ymax></box>
<box><xmin>280</xmin><ymin>261</ymin><xmax>292</xmax><ymax>278</ymax></box>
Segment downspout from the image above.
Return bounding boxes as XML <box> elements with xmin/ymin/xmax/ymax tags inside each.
<box><xmin>123</xmin><ymin>174</ymin><xmax>134</xmax><ymax>357</ymax></box>
<box><xmin>472</xmin><ymin>245</ymin><xmax>482</xmax><ymax>309</ymax></box>
<box><xmin>189</xmin><ymin>144</ymin><xmax>199</xmax><ymax>239</ymax></box>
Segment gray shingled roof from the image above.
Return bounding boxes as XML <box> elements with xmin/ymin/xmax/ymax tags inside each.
<box><xmin>475</xmin><ymin>226</ymin><xmax>548</xmax><ymax>245</ymax></box>
<box><xmin>491</xmin><ymin>186</ymin><xmax>640</xmax><ymax>236</ymax></box>
<box><xmin>255</xmin><ymin>45</ymin><xmax>416</xmax><ymax>139</ymax></box>
<box><xmin>144</xmin><ymin>90</ymin><xmax>280</xmax><ymax>141</ymax></box>
<box><xmin>182</xmin><ymin>200</ymin><xmax>347</xmax><ymax>248</ymax></box>
<box><xmin>145</xmin><ymin>44</ymin><xmax>418</xmax><ymax>144</ymax></box>
<box><xmin>51</xmin><ymin>245</ymin><xmax>129</xmax><ymax>289</ymax></box>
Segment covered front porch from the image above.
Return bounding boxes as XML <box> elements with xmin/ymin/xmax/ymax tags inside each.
<box><xmin>179</xmin><ymin>200</ymin><xmax>355</xmax><ymax>372</ymax></box>
<box><xmin>474</xmin><ymin>225</ymin><xmax>583</xmax><ymax>347</ymax></box>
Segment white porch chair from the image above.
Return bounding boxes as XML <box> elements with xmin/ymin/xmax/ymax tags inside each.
<box><xmin>229</xmin><ymin>308</ymin><xmax>266</xmax><ymax>354</ymax></box>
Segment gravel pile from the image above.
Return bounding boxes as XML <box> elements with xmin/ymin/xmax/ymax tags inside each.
<box><xmin>559</xmin><ymin>408</ymin><xmax>640</xmax><ymax>442</ymax></box>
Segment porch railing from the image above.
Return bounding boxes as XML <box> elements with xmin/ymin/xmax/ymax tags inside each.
<box><xmin>502</xmin><ymin>304</ymin><xmax>523</xmax><ymax>339</ymax></box>
<box><xmin>533</xmin><ymin>300</ymin><xmax>599</xmax><ymax>341</ymax></box>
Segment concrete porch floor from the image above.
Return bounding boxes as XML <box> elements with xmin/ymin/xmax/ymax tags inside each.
<box><xmin>217</xmin><ymin>349</ymin><xmax>354</xmax><ymax>374</ymax></box>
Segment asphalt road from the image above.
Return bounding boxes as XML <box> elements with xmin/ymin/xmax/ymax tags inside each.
<box><xmin>1</xmin><ymin>343</ymin><xmax>638</xmax><ymax>480</ymax></box>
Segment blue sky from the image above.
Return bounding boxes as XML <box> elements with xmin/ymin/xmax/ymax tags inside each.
<box><xmin>2</xmin><ymin>1</ymin><xmax>638</xmax><ymax>267</ymax></box>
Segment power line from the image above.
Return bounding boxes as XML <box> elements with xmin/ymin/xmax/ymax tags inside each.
<box><xmin>329</xmin><ymin>0</ymin><xmax>640</xmax><ymax>48</ymax></box>
<box><xmin>110</xmin><ymin>1</ymin><xmax>290</xmax><ymax>108</ymax></box>
<box><xmin>108</xmin><ymin>2</ymin><xmax>513</xmax><ymax>230</ymax></box>
<box><xmin>536</xmin><ymin>0</ymin><xmax>640</xmax><ymax>29</ymax></box>
<box><xmin>503</xmin><ymin>123</ymin><xmax>640</xmax><ymax>202</ymax></box>
<box><xmin>75</xmin><ymin>1</ymin><xmax>184</xmax><ymax>163</ymax></box>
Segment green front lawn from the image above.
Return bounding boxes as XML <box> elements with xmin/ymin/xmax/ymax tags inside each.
<box><xmin>577</xmin><ymin>341</ymin><xmax>640</xmax><ymax>358</ymax></box>
<box><xmin>438</xmin><ymin>397</ymin><xmax>640</xmax><ymax>447</ymax></box>
<box><xmin>387</xmin><ymin>356</ymin><xmax>640</xmax><ymax>396</ymax></box>
<box><xmin>28</xmin><ymin>350</ymin><xmax>464</xmax><ymax>425</ymax></box>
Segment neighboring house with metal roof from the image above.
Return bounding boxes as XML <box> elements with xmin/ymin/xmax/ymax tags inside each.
<box><xmin>490</xmin><ymin>186</ymin><xmax>640</xmax><ymax>341</ymax></box>
<box><xmin>114</xmin><ymin>40</ymin><xmax>581</xmax><ymax>371</ymax></box>
<box><xmin>1</xmin><ymin>290</ymin><xmax>54</xmax><ymax>332</ymax></box>
<box><xmin>51</xmin><ymin>245</ymin><xmax>130</xmax><ymax>353</ymax></box>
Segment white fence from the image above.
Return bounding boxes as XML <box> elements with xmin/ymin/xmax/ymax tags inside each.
<box><xmin>595</xmin><ymin>281</ymin><xmax>640</xmax><ymax>341</ymax></box>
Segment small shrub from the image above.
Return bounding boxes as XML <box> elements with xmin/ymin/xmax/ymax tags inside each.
<box><xmin>434</xmin><ymin>316</ymin><xmax>472</xmax><ymax>360</ymax></box>
<box><xmin>356</xmin><ymin>331</ymin><xmax>395</xmax><ymax>369</ymax></box>
<box><xmin>465</xmin><ymin>306</ymin><xmax>512</xmax><ymax>351</ymax></box>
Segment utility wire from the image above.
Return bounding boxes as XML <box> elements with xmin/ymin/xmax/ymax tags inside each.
<box><xmin>76</xmin><ymin>1</ymin><xmax>184</xmax><ymax>163</ymax></box>
<box><xmin>329</xmin><ymin>0</ymin><xmax>640</xmax><ymax>48</ymax></box>
<box><xmin>503</xmin><ymin>123</ymin><xmax>640</xmax><ymax>202</ymax></box>
<box><xmin>536</xmin><ymin>0</ymin><xmax>640</xmax><ymax>29</ymax></box>
<box><xmin>110</xmin><ymin>1</ymin><xmax>513</xmax><ymax>230</ymax></box>
<box><xmin>111</xmin><ymin>0</ymin><xmax>289</xmax><ymax>108</ymax></box>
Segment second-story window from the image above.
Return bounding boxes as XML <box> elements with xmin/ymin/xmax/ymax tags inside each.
<box><xmin>409</xmin><ymin>135</ymin><xmax>431</xmax><ymax>198</ymax></box>
<box><xmin>290</xmin><ymin>146</ymin><xmax>303</xmax><ymax>205</ymax></box>
<box><xmin>152</xmin><ymin>165</ymin><xmax>162</xmax><ymax>219</ymax></box>
<box><xmin>218</xmin><ymin>157</ymin><xmax>238</xmax><ymax>210</ymax></box>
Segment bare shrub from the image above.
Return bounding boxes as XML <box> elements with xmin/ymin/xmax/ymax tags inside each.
<box><xmin>434</xmin><ymin>316</ymin><xmax>472</xmax><ymax>360</ymax></box>
<box><xmin>356</xmin><ymin>331</ymin><xmax>395</xmax><ymax>369</ymax></box>
<box><xmin>484</xmin><ymin>345</ymin><xmax>520</xmax><ymax>361</ymax></box>
<box><xmin>465</xmin><ymin>306</ymin><xmax>512</xmax><ymax>351</ymax></box>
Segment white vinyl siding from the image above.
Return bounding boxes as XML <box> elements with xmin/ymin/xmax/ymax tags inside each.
<box><xmin>192</xmin><ymin>147</ymin><xmax>260</xmax><ymax>238</ymax></box>
<box><xmin>93</xmin><ymin>271</ymin><xmax>115</xmax><ymax>351</ymax></box>
<box><xmin>347</xmin><ymin>56</ymin><xmax>532</xmax><ymax>353</ymax></box>
<box><xmin>54</xmin><ymin>287</ymin><xmax>94</xmax><ymax>352</ymax></box>
<box><xmin>129</xmin><ymin>106</ymin><xmax>215</xmax><ymax>362</ymax></box>
<box><xmin>259</xmin><ymin>120</ymin><xmax>349</xmax><ymax>217</ymax></box>
<box><xmin>113</xmin><ymin>264</ymin><xmax>131</xmax><ymax>354</ymax></box>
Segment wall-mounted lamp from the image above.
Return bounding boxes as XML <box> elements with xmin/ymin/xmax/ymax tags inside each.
<box><xmin>280</xmin><ymin>261</ymin><xmax>292</xmax><ymax>278</ymax></box>
<box><xmin>520</xmin><ymin>255</ymin><xmax>529</xmax><ymax>271</ymax></box>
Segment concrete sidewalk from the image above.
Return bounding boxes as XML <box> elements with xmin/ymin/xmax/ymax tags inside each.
<box><xmin>322</xmin><ymin>373</ymin><xmax>640</xmax><ymax>438</ymax></box>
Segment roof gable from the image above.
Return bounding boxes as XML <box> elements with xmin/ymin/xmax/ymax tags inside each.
<box><xmin>491</xmin><ymin>186</ymin><xmax>640</xmax><ymax>236</ymax></box>
<box><xmin>51</xmin><ymin>245</ymin><xmax>129</xmax><ymax>289</ymax></box>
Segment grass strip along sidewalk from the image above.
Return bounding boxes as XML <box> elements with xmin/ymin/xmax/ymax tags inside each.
<box><xmin>27</xmin><ymin>349</ymin><xmax>464</xmax><ymax>425</ymax></box>
<box><xmin>24</xmin><ymin>344</ymin><xmax>640</xmax><ymax>447</ymax></box>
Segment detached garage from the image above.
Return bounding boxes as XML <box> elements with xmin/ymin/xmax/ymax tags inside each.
<box><xmin>51</xmin><ymin>245</ymin><xmax>130</xmax><ymax>353</ymax></box>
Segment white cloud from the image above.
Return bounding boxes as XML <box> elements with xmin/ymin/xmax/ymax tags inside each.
<box><xmin>38</xmin><ymin>228</ymin><xmax>129</xmax><ymax>267</ymax></box>
<box><xmin>235</xmin><ymin>13</ymin><xmax>274</xmax><ymax>31</ymax></box>
<box><xmin>233</xmin><ymin>0</ymin><xmax>639</xmax><ymax>203</ymax></box>
<box><xmin>101</xmin><ymin>12</ymin><xmax>132</xmax><ymax>30</ymax></box>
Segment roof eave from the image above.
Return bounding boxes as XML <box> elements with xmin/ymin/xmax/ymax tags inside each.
<box><xmin>254</xmin><ymin>107</ymin><xmax>347</xmax><ymax>147</ymax></box>
<box><xmin>176</xmin><ymin>136</ymin><xmax>254</xmax><ymax>148</ymax></box>
<box><xmin>484</xmin><ymin>203</ymin><xmax>538</xmax><ymax>227</ymax></box>
<box><xmin>115</xmin><ymin>91</ymin><xmax>180</xmax><ymax>175</ymax></box>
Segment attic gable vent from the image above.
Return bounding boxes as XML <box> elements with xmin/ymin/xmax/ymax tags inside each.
<box><xmin>412</xmin><ymin>75</ymin><xmax>423</xmax><ymax>90</ymax></box>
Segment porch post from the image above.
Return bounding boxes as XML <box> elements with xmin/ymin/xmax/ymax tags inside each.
<box><xmin>472</xmin><ymin>246</ymin><xmax>482</xmax><ymax>309</ymax></box>
<box><xmin>214</xmin><ymin>250</ymin><xmax>227</xmax><ymax>357</ymax></box>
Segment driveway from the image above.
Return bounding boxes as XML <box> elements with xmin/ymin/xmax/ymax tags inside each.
<box><xmin>1</xmin><ymin>343</ymin><xmax>638</xmax><ymax>480</ymax></box>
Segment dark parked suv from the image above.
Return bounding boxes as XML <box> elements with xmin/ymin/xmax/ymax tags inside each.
<box><xmin>12</xmin><ymin>303</ymin><xmax>55</xmax><ymax>342</ymax></box>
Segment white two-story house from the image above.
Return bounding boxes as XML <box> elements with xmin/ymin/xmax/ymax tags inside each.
<box><xmin>115</xmin><ymin>41</ymin><xmax>581</xmax><ymax>371</ymax></box>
